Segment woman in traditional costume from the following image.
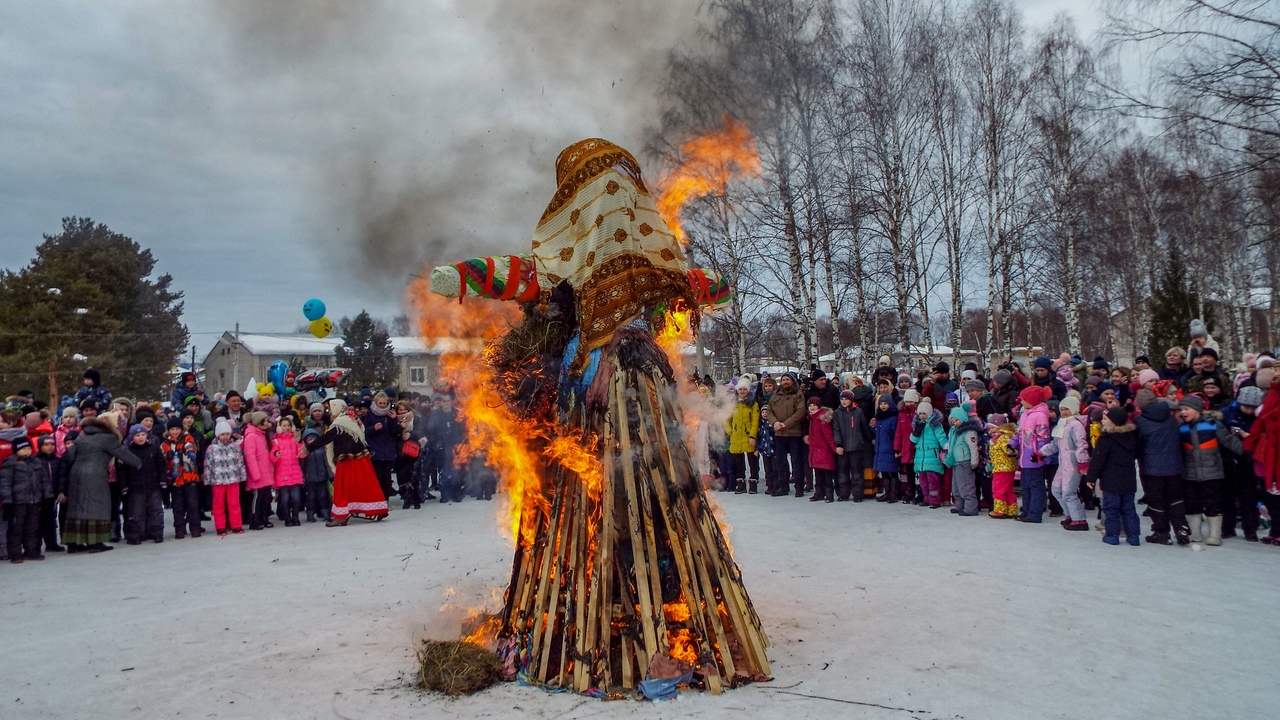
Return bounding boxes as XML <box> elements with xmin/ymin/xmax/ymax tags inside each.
<box><xmin>429</xmin><ymin>139</ymin><xmax>769</xmax><ymax>694</ymax></box>
<box><xmin>62</xmin><ymin>413</ymin><xmax>142</xmax><ymax>553</ymax></box>
<box><xmin>312</xmin><ymin>399</ymin><xmax>388</xmax><ymax>526</ymax></box>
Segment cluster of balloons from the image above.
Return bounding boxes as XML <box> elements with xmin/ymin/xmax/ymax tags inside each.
<box><xmin>303</xmin><ymin>298</ymin><xmax>332</xmax><ymax>338</ymax></box>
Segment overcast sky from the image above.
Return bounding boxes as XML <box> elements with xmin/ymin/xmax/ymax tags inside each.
<box><xmin>0</xmin><ymin>0</ymin><xmax>1100</xmax><ymax>357</ymax></box>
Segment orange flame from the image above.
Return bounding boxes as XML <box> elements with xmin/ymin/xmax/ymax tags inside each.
<box><xmin>668</xmin><ymin>628</ymin><xmax>700</xmax><ymax>665</ymax></box>
<box><xmin>654</xmin><ymin>115</ymin><xmax>761</xmax><ymax>246</ymax></box>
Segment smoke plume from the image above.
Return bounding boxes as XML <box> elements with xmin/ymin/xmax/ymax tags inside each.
<box><xmin>208</xmin><ymin>0</ymin><xmax>703</xmax><ymax>291</ymax></box>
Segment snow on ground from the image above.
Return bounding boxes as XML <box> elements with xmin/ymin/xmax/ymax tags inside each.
<box><xmin>1</xmin><ymin>494</ymin><xmax>1275</xmax><ymax>720</ymax></box>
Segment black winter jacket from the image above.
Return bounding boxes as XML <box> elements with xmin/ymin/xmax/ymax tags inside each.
<box><xmin>35</xmin><ymin>452</ymin><xmax>67</xmax><ymax>496</ymax></box>
<box><xmin>1</xmin><ymin>454</ymin><xmax>53</xmax><ymax>505</ymax></box>
<box><xmin>1135</xmin><ymin>402</ymin><xmax>1183</xmax><ymax>477</ymax></box>
<box><xmin>119</xmin><ymin>441</ymin><xmax>168</xmax><ymax>493</ymax></box>
<box><xmin>1085</xmin><ymin>424</ymin><xmax>1139</xmax><ymax>495</ymax></box>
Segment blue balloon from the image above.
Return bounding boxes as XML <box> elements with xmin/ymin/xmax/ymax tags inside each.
<box><xmin>302</xmin><ymin>298</ymin><xmax>326</xmax><ymax>321</ymax></box>
<box><xmin>268</xmin><ymin>360</ymin><xmax>288</xmax><ymax>397</ymax></box>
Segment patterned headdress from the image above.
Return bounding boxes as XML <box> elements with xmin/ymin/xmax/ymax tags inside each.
<box><xmin>531</xmin><ymin>138</ymin><xmax>697</xmax><ymax>375</ymax></box>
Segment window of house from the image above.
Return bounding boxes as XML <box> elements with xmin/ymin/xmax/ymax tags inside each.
<box><xmin>409</xmin><ymin>367</ymin><xmax>427</xmax><ymax>386</ymax></box>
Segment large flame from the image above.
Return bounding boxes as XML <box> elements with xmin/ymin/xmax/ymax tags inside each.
<box><xmin>654</xmin><ymin>115</ymin><xmax>761</xmax><ymax>246</ymax></box>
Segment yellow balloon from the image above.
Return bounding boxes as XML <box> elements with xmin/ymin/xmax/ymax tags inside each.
<box><xmin>310</xmin><ymin>317</ymin><xmax>333</xmax><ymax>338</ymax></box>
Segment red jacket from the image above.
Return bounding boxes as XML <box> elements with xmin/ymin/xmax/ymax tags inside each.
<box><xmin>893</xmin><ymin>405</ymin><xmax>917</xmax><ymax>465</ymax></box>
<box><xmin>807</xmin><ymin>408</ymin><xmax>838</xmax><ymax>471</ymax></box>
<box><xmin>242</xmin><ymin>424</ymin><xmax>274</xmax><ymax>491</ymax></box>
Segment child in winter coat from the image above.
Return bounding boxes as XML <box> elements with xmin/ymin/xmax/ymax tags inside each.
<box><xmin>241</xmin><ymin>412</ymin><xmax>275</xmax><ymax>530</ymax></box>
<box><xmin>723</xmin><ymin>379</ymin><xmax>760</xmax><ymax>494</ymax></box>
<box><xmin>301</xmin><ymin>428</ymin><xmax>334</xmax><ymax>522</ymax></box>
<box><xmin>871</xmin><ymin>394</ymin><xmax>899</xmax><ymax>504</ymax></box>
<box><xmin>893</xmin><ymin>389</ymin><xmax>920</xmax><ymax>503</ymax></box>
<box><xmin>910</xmin><ymin>399</ymin><xmax>948</xmax><ymax>508</ymax></box>
<box><xmin>1</xmin><ymin>437</ymin><xmax>52</xmax><ymax>562</ymax></box>
<box><xmin>204</xmin><ymin>419</ymin><xmax>246</xmax><ymax>536</ymax></box>
<box><xmin>943</xmin><ymin>406</ymin><xmax>981</xmax><ymax>516</ymax></box>
<box><xmin>1049</xmin><ymin>396</ymin><xmax>1091</xmax><ymax>531</ymax></box>
<box><xmin>34</xmin><ymin>435</ymin><xmax>66</xmax><ymax>553</ymax></box>
<box><xmin>806</xmin><ymin>398</ymin><xmax>838</xmax><ymax>503</ymax></box>
<box><xmin>271</xmin><ymin>417</ymin><xmax>305</xmax><ymax>526</ymax></box>
<box><xmin>54</xmin><ymin>407</ymin><xmax>78</xmax><ymax>457</ymax></box>
<box><xmin>161</xmin><ymin>418</ymin><xmax>204</xmax><ymax>539</ymax></box>
<box><xmin>832</xmin><ymin>390</ymin><xmax>873</xmax><ymax>501</ymax></box>
<box><xmin>1084</xmin><ymin>407</ymin><xmax>1141</xmax><ymax>546</ymax></box>
<box><xmin>119</xmin><ymin>424</ymin><xmax>167</xmax><ymax>544</ymax></box>
<box><xmin>1177</xmin><ymin>394</ymin><xmax>1244</xmax><ymax>546</ymax></box>
<box><xmin>987</xmin><ymin>414</ymin><xmax>1019</xmax><ymax>518</ymax></box>
<box><xmin>1011</xmin><ymin>386</ymin><xmax>1053</xmax><ymax>523</ymax></box>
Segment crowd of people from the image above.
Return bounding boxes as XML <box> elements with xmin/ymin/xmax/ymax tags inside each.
<box><xmin>698</xmin><ymin>319</ymin><xmax>1280</xmax><ymax>548</ymax></box>
<box><xmin>3</xmin><ymin>318</ymin><xmax>1277</xmax><ymax>564</ymax></box>
<box><xmin>0</xmin><ymin>369</ymin><xmax>476</xmax><ymax>563</ymax></box>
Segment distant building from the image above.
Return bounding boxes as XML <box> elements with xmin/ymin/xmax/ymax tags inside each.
<box><xmin>200</xmin><ymin>332</ymin><xmax>477</xmax><ymax>396</ymax></box>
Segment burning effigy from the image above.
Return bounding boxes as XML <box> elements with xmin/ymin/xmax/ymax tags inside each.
<box><xmin>411</xmin><ymin>129</ymin><xmax>767</xmax><ymax>697</ymax></box>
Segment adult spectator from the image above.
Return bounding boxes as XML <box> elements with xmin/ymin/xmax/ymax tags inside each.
<box><xmin>1183</xmin><ymin>347</ymin><xmax>1233</xmax><ymax>400</ymax></box>
<box><xmin>769</xmin><ymin>371</ymin><xmax>807</xmax><ymax>497</ymax></box>
<box><xmin>61</xmin><ymin>414</ymin><xmax>142</xmax><ymax>554</ymax></box>
<box><xmin>922</xmin><ymin>362</ymin><xmax>958</xmax><ymax>409</ymax></box>
<box><xmin>1159</xmin><ymin>347</ymin><xmax>1190</xmax><ymax>384</ymax></box>
<box><xmin>805</xmin><ymin>367</ymin><xmax>840</xmax><ymax>410</ymax></box>
<box><xmin>989</xmin><ymin>369</ymin><xmax>1021</xmax><ymax>417</ymax></box>
<box><xmin>1030</xmin><ymin>356</ymin><xmax>1068</xmax><ymax>401</ymax></box>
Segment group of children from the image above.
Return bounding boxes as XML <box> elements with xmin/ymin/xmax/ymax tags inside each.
<box><xmin>708</xmin><ymin>336</ymin><xmax>1279</xmax><ymax>549</ymax></box>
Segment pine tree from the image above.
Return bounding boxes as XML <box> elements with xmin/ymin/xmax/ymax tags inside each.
<box><xmin>1147</xmin><ymin>245</ymin><xmax>1212</xmax><ymax>357</ymax></box>
<box><xmin>334</xmin><ymin>311</ymin><xmax>398</xmax><ymax>390</ymax></box>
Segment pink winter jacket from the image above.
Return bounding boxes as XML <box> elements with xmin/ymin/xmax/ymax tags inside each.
<box><xmin>270</xmin><ymin>434</ymin><xmax>304</xmax><ymax>488</ymax></box>
<box><xmin>242</xmin><ymin>424</ymin><xmax>274</xmax><ymax>491</ymax></box>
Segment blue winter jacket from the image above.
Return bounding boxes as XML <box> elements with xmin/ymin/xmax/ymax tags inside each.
<box><xmin>1134</xmin><ymin>401</ymin><xmax>1182</xmax><ymax>477</ymax></box>
<box><xmin>872</xmin><ymin>411</ymin><xmax>899</xmax><ymax>473</ymax></box>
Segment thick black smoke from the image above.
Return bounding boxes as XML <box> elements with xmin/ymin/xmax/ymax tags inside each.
<box><xmin>209</xmin><ymin>0</ymin><xmax>702</xmax><ymax>287</ymax></box>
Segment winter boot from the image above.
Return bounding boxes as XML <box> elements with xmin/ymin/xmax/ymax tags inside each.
<box><xmin>1186</xmin><ymin>514</ymin><xmax>1204</xmax><ymax>542</ymax></box>
<box><xmin>1206</xmin><ymin>515</ymin><xmax>1223</xmax><ymax>546</ymax></box>
<box><xmin>1145</xmin><ymin>532</ymin><xmax>1172</xmax><ymax>545</ymax></box>
<box><xmin>1174</xmin><ymin>526</ymin><xmax>1191</xmax><ymax>545</ymax></box>
<box><xmin>748</xmin><ymin>481</ymin><xmax>758</xmax><ymax>495</ymax></box>
<box><xmin>1244</xmin><ymin>529</ymin><xmax>1258</xmax><ymax>542</ymax></box>
<box><xmin>735</xmin><ymin>482</ymin><xmax>748</xmax><ymax>495</ymax></box>
<box><xmin>110</xmin><ymin>520</ymin><xmax>122</xmax><ymax>543</ymax></box>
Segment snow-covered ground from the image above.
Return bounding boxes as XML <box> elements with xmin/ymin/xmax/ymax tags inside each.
<box><xmin>1</xmin><ymin>494</ymin><xmax>1275</xmax><ymax>720</ymax></box>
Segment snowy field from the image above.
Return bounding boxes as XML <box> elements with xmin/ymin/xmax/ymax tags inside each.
<box><xmin>1</xmin><ymin>494</ymin><xmax>1275</xmax><ymax>720</ymax></box>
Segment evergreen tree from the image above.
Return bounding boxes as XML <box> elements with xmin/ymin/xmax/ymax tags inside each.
<box><xmin>1147</xmin><ymin>245</ymin><xmax>1212</xmax><ymax>357</ymax></box>
<box><xmin>334</xmin><ymin>311</ymin><xmax>398</xmax><ymax>390</ymax></box>
<box><xmin>0</xmin><ymin>217</ymin><xmax>189</xmax><ymax>403</ymax></box>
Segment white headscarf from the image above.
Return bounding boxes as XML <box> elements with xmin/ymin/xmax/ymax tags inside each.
<box><xmin>326</xmin><ymin>399</ymin><xmax>366</xmax><ymax>444</ymax></box>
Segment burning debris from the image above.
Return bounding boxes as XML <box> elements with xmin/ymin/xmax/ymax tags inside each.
<box><xmin>408</xmin><ymin>128</ymin><xmax>768</xmax><ymax>697</ymax></box>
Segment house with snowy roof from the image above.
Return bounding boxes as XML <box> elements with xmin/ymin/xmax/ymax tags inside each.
<box><xmin>200</xmin><ymin>331</ymin><xmax>479</xmax><ymax>396</ymax></box>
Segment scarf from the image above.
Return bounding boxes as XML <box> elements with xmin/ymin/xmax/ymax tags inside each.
<box><xmin>370</xmin><ymin>402</ymin><xmax>391</xmax><ymax>418</ymax></box>
<box><xmin>531</xmin><ymin>138</ymin><xmax>697</xmax><ymax>375</ymax></box>
<box><xmin>325</xmin><ymin>400</ymin><xmax>366</xmax><ymax>444</ymax></box>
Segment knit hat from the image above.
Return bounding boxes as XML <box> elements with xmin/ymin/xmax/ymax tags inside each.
<box><xmin>1179</xmin><ymin>394</ymin><xmax>1205</xmax><ymax>412</ymax></box>
<box><xmin>1189</xmin><ymin>318</ymin><xmax>1208</xmax><ymax>338</ymax></box>
<box><xmin>1084</xmin><ymin>375</ymin><xmax>1102</xmax><ymax>388</ymax></box>
<box><xmin>932</xmin><ymin>361</ymin><xmax>950</xmax><ymax>375</ymax></box>
<box><xmin>987</xmin><ymin>413</ymin><xmax>1008</xmax><ymax>426</ymax></box>
<box><xmin>810</xmin><ymin>365</ymin><xmax>826</xmax><ymax>381</ymax></box>
<box><xmin>878</xmin><ymin>355</ymin><xmax>892</xmax><ymax>366</ymax></box>
<box><xmin>128</xmin><ymin>423</ymin><xmax>149</xmax><ymax>439</ymax></box>
<box><xmin>807</xmin><ymin>396</ymin><xmax>822</xmax><ymax>409</ymax></box>
<box><xmin>1201</xmin><ymin>375</ymin><xmax>1220</xmax><ymax>389</ymax></box>
<box><xmin>1033</xmin><ymin>355</ymin><xmax>1053</xmax><ymax>371</ymax></box>
<box><xmin>309</xmin><ymin>402</ymin><xmax>324</xmax><ymax>413</ymax></box>
<box><xmin>1092</xmin><ymin>356</ymin><xmax>1110</xmax><ymax>371</ymax></box>
<box><xmin>1105</xmin><ymin>406</ymin><xmax>1129</xmax><ymax>427</ymax></box>
<box><xmin>1059</xmin><ymin>396</ymin><xmax>1081</xmax><ymax>416</ymax></box>
<box><xmin>960</xmin><ymin>369</ymin><xmax>977</xmax><ymax>382</ymax></box>
<box><xmin>166</xmin><ymin>416</ymin><xmax>184</xmax><ymax>430</ymax></box>
<box><xmin>903</xmin><ymin>389</ymin><xmax>920</xmax><ymax>404</ymax></box>
<box><xmin>214</xmin><ymin>418</ymin><xmax>234</xmax><ymax>436</ymax></box>
<box><xmin>877</xmin><ymin>393</ymin><xmax>894</xmax><ymax>406</ymax></box>
<box><xmin>1134</xmin><ymin>389</ymin><xmax>1157</xmax><ymax>411</ymax></box>
<box><xmin>183</xmin><ymin>394</ymin><xmax>200</xmax><ymax>407</ymax></box>
<box><xmin>739</xmin><ymin>375</ymin><xmax>754</xmax><ymax>387</ymax></box>
<box><xmin>948</xmin><ymin>407</ymin><xmax>968</xmax><ymax>424</ymax></box>
<box><xmin>60</xmin><ymin>406</ymin><xmax>80</xmax><ymax>420</ymax></box>
<box><xmin>37</xmin><ymin>433</ymin><xmax>55</xmax><ymax>447</ymax></box>
<box><xmin>1096</xmin><ymin>381</ymin><xmax>1116</xmax><ymax>395</ymax></box>
<box><xmin>839</xmin><ymin>389</ymin><xmax>855</xmax><ymax>404</ymax></box>
<box><xmin>1137</xmin><ymin>369</ymin><xmax>1160</xmax><ymax>386</ymax></box>
<box><xmin>1054</xmin><ymin>352</ymin><xmax>1072</xmax><ymax>369</ymax></box>
<box><xmin>916</xmin><ymin>399</ymin><xmax>934</xmax><ymax>418</ymax></box>
<box><xmin>225</xmin><ymin>390</ymin><xmax>242</xmax><ymax>401</ymax></box>
<box><xmin>1199</xmin><ymin>347</ymin><xmax>1219</xmax><ymax>361</ymax></box>
<box><xmin>1134</xmin><ymin>355</ymin><xmax>1151</xmax><ymax>366</ymax></box>
<box><xmin>11</xmin><ymin>436</ymin><xmax>31</xmax><ymax>453</ymax></box>
<box><xmin>83</xmin><ymin>368</ymin><xmax>101</xmax><ymax>386</ymax></box>
<box><xmin>993</xmin><ymin>369</ymin><xmax>1013</xmax><ymax>387</ymax></box>
<box><xmin>783</xmin><ymin>371</ymin><xmax>799</xmax><ymax>385</ymax></box>
<box><xmin>964</xmin><ymin>379</ymin><xmax>985</xmax><ymax>393</ymax></box>
<box><xmin>245</xmin><ymin>411</ymin><xmax>269</xmax><ymax>427</ymax></box>
<box><xmin>1019</xmin><ymin>385</ymin><xmax>1050</xmax><ymax>406</ymax></box>
<box><xmin>1237</xmin><ymin>385</ymin><xmax>1265</xmax><ymax>408</ymax></box>
<box><xmin>897</xmin><ymin>374</ymin><xmax>912</xmax><ymax>386</ymax></box>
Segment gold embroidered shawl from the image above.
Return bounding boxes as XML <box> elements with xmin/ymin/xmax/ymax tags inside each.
<box><xmin>531</xmin><ymin>139</ymin><xmax>695</xmax><ymax>375</ymax></box>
